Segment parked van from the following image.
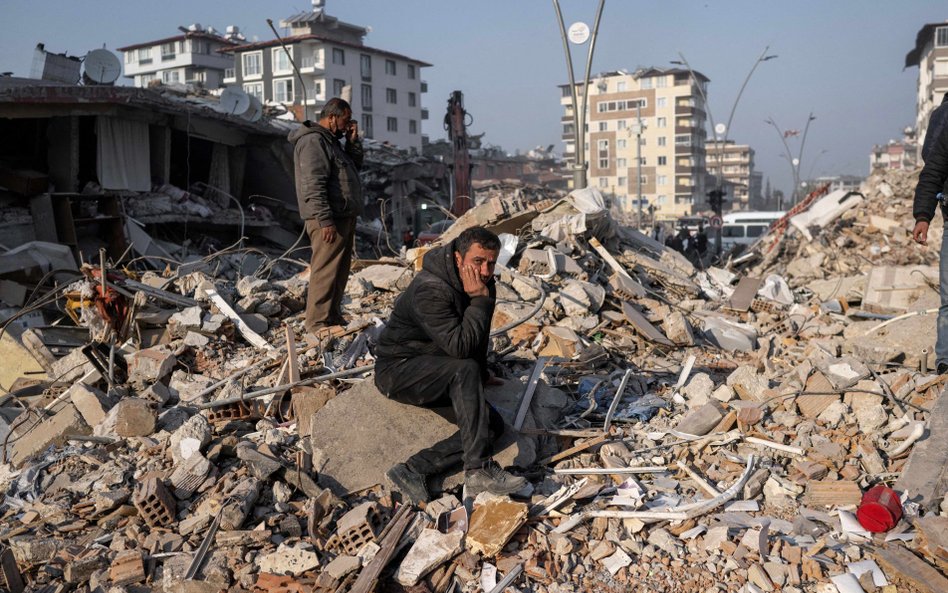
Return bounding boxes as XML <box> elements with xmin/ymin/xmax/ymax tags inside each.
<box><xmin>720</xmin><ymin>211</ymin><xmax>785</xmax><ymax>250</ymax></box>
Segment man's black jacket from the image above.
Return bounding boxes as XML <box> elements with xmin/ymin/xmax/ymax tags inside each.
<box><xmin>915</xmin><ymin>111</ymin><xmax>948</xmax><ymax>223</ymax></box>
<box><xmin>375</xmin><ymin>240</ymin><xmax>494</xmax><ymax>375</ymax></box>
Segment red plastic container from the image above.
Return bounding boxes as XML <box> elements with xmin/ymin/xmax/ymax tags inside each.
<box><xmin>856</xmin><ymin>485</ymin><xmax>903</xmax><ymax>533</ymax></box>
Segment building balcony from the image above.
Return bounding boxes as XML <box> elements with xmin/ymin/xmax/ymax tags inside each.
<box><xmin>299</xmin><ymin>55</ymin><xmax>325</xmax><ymax>73</ymax></box>
<box><xmin>675</xmin><ymin>125</ymin><xmax>697</xmax><ymax>134</ymax></box>
<box><xmin>675</xmin><ymin>105</ymin><xmax>705</xmax><ymax>117</ymax></box>
<box><xmin>674</xmin><ymin>184</ymin><xmax>693</xmax><ymax>194</ymax></box>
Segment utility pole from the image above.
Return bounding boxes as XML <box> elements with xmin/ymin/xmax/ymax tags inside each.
<box><xmin>552</xmin><ymin>0</ymin><xmax>606</xmax><ymax>191</ymax></box>
<box><xmin>631</xmin><ymin>104</ymin><xmax>645</xmax><ymax>229</ymax></box>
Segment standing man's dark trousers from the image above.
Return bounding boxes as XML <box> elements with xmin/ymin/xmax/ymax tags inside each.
<box><xmin>304</xmin><ymin>216</ymin><xmax>356</xmax><ymax>332</ymax></box>
<box><xmin>375</xmin><ymin>356</ymin><xmax>503</xmax><ymax>475</ymax></box>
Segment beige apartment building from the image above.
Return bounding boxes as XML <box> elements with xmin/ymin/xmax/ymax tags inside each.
<box><xmin>560</xmin><ymin>67</ymin><xmax>709</xmax><ymax>222</ymax></box>
<box><xmin>706</xmin><ymin>141</ymin><xmax>755</xmax><ymax>211</ymax></box>
<box><xmin>905</xmin><ymin>21</ymin><xmax>948</xmax><ymax>159</ymax></box>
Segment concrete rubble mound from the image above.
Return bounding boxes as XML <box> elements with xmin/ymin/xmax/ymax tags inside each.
<box><xmin>0</xmin><ymin>169</ymin><xmax>947</xmax><ymax>593</ymax></box>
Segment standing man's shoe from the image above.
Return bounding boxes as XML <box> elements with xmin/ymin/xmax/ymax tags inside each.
<box><xmin>463</xmin><ymin>460</ymin><xmax>528</xmax><ymax>498</ymax></box>
<box><xmin>938</xmin><ymin>361</ymin><xmax>948</xmax><ymax>374</ymax></box>
<box><xmin>386</xmin><ymin>463</ymin><xmax>430</xmax><ymax>505</ymax></box>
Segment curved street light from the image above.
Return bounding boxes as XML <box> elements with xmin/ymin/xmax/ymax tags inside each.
<box><xmin>671</xmin><ymin>46</ymin><xmax>776</xmax><ymax>255</ymax></box>
<box><xmin>766</xmin><ymin>112</ymin><xmax>816</xmax><ymax>205</ymax></box>
<box><xmin>553</xmin><ymin>0</ymin><xmax>607</xmax><ymax>190</ymax></box>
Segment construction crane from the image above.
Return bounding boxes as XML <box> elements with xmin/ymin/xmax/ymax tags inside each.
<box><xmin>444</xmin><ymin>90</ymin><xmax>473</xmax><ymax>216</ymax></box>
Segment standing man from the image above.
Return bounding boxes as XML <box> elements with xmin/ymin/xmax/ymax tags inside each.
<box><xmin>913</xmin><ymin>100</ymin><xmax>948</xmax><ymax>374</ymax></box>
<box><xmin>289</xmin><ymin>98</ymin><xmax>363</xmax><ymax>338</ymax></box>
<box><xmin>374</xmin><ymin>227</ymin><xmax>526</xmax><ymax>503</ymax></box>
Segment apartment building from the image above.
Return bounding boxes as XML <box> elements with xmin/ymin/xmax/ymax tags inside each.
<box><xmin>905</xmin><ymin>21</ymin><xmax>948</xmax><ymax>158</ymax></box>
<box><xmin>117</xmin><ymin>24</ymin><xmax>244</xmax><ymax>89</ymax></box>
<box><xmin>706</xmin><ymin>141</ymin><xmax>756</xmax><ymax>211</ymax></box>
<box><xmin>559</xmin><ymin>67</ymin><xmax>709</xmax><ymax>222</ymax></box>
<box><xmin>222</xmin><ymin>7</ymin><xmax>430</xmax><ymax>151</ymax></box>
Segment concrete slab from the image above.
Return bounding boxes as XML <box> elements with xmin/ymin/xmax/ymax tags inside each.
<box><xmin>308</xmin><ymin>377</ymin><xmax>566</xmax><ymax>497</ymax></box>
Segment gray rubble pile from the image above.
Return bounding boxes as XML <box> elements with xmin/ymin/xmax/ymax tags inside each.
<box><xmin>0</xmin><ymin>182</ymin><xmax>946</xmax><ymax>593</ymax></box>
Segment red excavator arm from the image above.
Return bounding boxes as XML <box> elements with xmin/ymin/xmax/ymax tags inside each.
<box><xmin>444</xmin><ymin>91</ymin><xmax>472</xmax><ymax>216</ymax></box>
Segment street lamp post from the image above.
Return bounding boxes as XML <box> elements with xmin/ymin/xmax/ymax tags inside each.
<box><xmin>553</xmin><ymin>0</ymin><xmax>606</xmax><ymax>191</ymax></box>
<box><xmin>629</xmin><ymin>103</ymin><xmax>646</xmax><ymax>229</ymax></box>
<box><xmin>671</xmin><ymin>47</ymin><xmax>777</xmax><ymax>258</ymax></box>
<box><xmin>766</xmin><ymin>113</ymin><xmax>816</xmax><ymax>205</ymax></box>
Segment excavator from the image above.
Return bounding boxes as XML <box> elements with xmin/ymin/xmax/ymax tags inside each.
<box><xmin>444</xmin><ymin>90</ymin><xmax>473</xmax><ymax>216</ymax></box>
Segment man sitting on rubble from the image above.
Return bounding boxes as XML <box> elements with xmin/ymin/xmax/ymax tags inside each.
<box><xmin>374</xmin><ymin>226</ymin><xmax>527</xmax><ymax>503</ymax></box>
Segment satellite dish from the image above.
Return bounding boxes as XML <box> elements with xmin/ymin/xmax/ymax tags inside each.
<box><xmin>242</xmin><ymin>95</ymin><xmax>263</xmax><ymax>122</ymax></box>
<box><xmin>82</xmin><ymin>49</ymin><xmax>121</xmax><ymax>85</ymax></box>
<box><xmin>218</xmin><ymin>86</ymin><xmax>251</xmax><ymax>115</ymax></box>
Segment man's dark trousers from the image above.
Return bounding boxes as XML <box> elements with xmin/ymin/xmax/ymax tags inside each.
<box><xmin>375</xmin><ymin>355</ymin><xmax>503</xmax><ymax>474</ymax></box>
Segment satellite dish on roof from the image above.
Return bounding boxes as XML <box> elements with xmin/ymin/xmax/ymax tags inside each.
<box><xmin>82</xmin><ymin>49</ymin><xmax>121</xmax><ymax>85</ymax></box>
<box><xmin>219</xmin><ymin>86</ymin><xmax>251</xmax><ymax>115</ymax></box>
<box><xmin>243</xmin><ymin>95</ymin><xmax>263</xmax><ymax>122</ymax></box>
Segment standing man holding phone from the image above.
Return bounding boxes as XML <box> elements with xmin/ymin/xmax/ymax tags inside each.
<box><xmin>289</xmin><ymin>98</ymin><xmax>363</xmax><ymax>339</ymax></box>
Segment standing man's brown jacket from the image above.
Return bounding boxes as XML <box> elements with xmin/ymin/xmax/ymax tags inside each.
<box><xmin>289</xmin><ymin>122</ymin><xmax>364</xmax><ymax>225</ymax></box>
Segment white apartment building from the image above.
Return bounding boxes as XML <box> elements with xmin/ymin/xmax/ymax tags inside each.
<box><xmin>905</xmin><ymin>21</ymin><xmax>948</xmax><ymax>159</ymax></box>
<box><xmin>706</xmin><ymin>141</ymin><xmax>756</xmax><ymax>211</ymax></box>
<box><xmin>560</xmin><ymin>67</ymin><xmax>709</xmax><ymax>222</ymax></box>
<box><xmin>117</xmin><ymin>24</ymin><xmax>244</xmax><ymax>89</ymax></box>
<box><xmin>222</xmin><ymin>7</ymin><xmax>430</xmax><ymax>151</ymax></box>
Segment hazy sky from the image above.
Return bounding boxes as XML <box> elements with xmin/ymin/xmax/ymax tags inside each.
<box><xmin>1</xmin><ymin>1</ymin><xmax>945</xmax><ymax>196</ymax></box>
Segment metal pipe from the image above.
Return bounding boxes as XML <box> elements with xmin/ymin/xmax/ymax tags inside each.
<box><xmin>921</xmin><ymin>347</ymin><xmax>929</xmax><ymax>374</ymax></box>
<box><xmin>266</xmin><ymin>19</ymin><xmax>309</xmax><ymax>120</ymax></box>
<box><xmin>552</xmin><ymin>0</ymin><xmax>583</xmax><ymax>190</ymax></box>
<box><xmin>196</xmin><ymin>364</ymin><xmax>375</xmax><ymax>410</ymax></box>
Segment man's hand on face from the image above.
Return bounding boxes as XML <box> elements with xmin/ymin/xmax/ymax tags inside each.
<box><xmin>322</xmin><ymin>225</ymin><xmax>338</xmax><ymax>244</ymax></box>
<box><xmin>913</xmin><ymin>220</ymin><xmax>929</xmax><ymax>245</ymax></box>
<box><xmin>460</xmin><ymin>264</ymin><xmax>489</xmax><ymax>298</ymax></box>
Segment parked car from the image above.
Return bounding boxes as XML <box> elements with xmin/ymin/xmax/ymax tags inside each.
<box><xmin>416</xmin><ymin>219</ymin><xmax>454</xmax><ymax>246</ymax></box>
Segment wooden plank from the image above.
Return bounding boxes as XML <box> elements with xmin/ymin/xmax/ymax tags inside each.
<box><xmin>896</xmin><ymin>384</ymin><xmax>948</xmax><ymax>511</ymax></box>
<box><xmin>803</xmin><ymin>480</ymin><xmax>862</xmax><ymax>508</ymax></box>
<box><xmin>874</xmin><ymin>545</ymin><xmax>948</xmax><ymax>593</ymax></box>
<box><xmin>604</xmin><ymin>369</ymin><xmax>632</xmax><ymax>433</ymax></box>
<box><xmin>285</xmin><ymin>324</ymin><xmax>300</xmax><ymax>384</ymax></box>
<box><xmin>727</xmin><ymin>276</ymin><xmax>763</xmax><ymax>312</ymax></box>
<box><xmin>205</xmin><ymin>288</ymin><xmax>273</xmax><ymax>351</ymax></box>
<box><xmin>621</xmin><ymin>301</ymin><xmax>674</xmax><ymax>346</ymax></box>
<box><xmin>349</xmin><ymin>505</ymin><xmax>414</xmax><ymax>593</ymax></box>
<box><xmin>540</xmin><ymin>434</ymin><xmax>609</xmax><ymax>465</ymax></box>
<box><xmin>514</xmin><ymin>357</ymin><xmax>547</xmax><ymax>431</ymax></box>
<box><xmin>0</xmin><ymin>548</ymin><xmax>24</xmax><ymax>593</ymax></box>
<box><xmin>589</xmin><ymin>237</ymin><xmax>646</xmax><ymax>298</ymax></box>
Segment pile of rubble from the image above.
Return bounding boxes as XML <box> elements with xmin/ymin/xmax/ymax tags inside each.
<box><xmin>0</xmin><ymin>172</ymin><xmax>946</xmax><ymax>593</ymax></box>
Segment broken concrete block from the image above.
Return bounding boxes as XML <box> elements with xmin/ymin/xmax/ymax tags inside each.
<box><xmin>139</xmin><ymin>381</ymin><xmax>172</xmax><ymax>405</ymax></box>
<box><xmin>9</xmin><ymin>403</ymin><xmax>90</xmax><ymax>466</ymax></box>
<box><xmin>68</xmin><ymin>383</ymin><xmax>113</xmax><ymax>426</ymax></box>
<box><xmin>352</xmin><ymin>265</ymin><xmax>413</xmax><ymax>292</ymax></box>
<box><xmin>236</xmin><ymin>276</ymin><xmax>270</xmax><ymax>298</ymax></box>
<box><xmin>220</xmin><ymin>477</ymin><xmax>261</xmax><ymax>530</ymax></box>
<box><xmin>168</xmin><ymin>370</ymin><xmax>215</xmax><ymax>404</ymax></box>
<box><xmin>128</xmin><ymin>345</ymin><xmax>176</xmax><ymax>384</ymax></box>
<box><xmin>169</xmin><ymin>306</ymin><xmax>203</xmax><ymax>331</ymax></box>
<box><xmin>169</xmin><ymin>413</ymin><xmax>211</xmax><ymax>463</ymax></box>
<box><xmin>817</xmin><ymin>401</ymin><xmax>848</xmax><ymax>428</ymax></box>
<box><xmin>291</xmin><ymin>385</ymin><xmax>335</xmax><ymax>439</ymax></box>
<box><xmin>257</xmin><ymin>544</ymin><xmax>320</xmax><ymax>576</ymax></box>
<box><xmin>110</xmin><ymin>550</ymin><xmax>146</xmax><ymax>586</ymax></box>
<box><xmin>538</xmin><ymin>325</ymin><xmax>583</xmax><ymax>358</ymax></box>
<box><xmin>111</xmin><ymin>398</ymin><xmax>156</xmax><ymax>437</ymax></box>
<box><xmin>601</xmin><ymin>547</ymin><xmax>632</xmax><ymax>576</ymax></box>
<box><xmin>726</xmin><ymin>365</ymin><xmax>769</xmax><ymax>402</ymax></box>
<box><xmin>238</xmin><ymin>313</ymin><xmax>268</xmax><ymax>335</ymax></box>
<box><xmin>663</xmin><ymin>311</ymin><xmax>696</xmax><ymax>347</ymax></box>
<box><xmin>711</xmin><ymin>384</ymin><xmax>735</xmax><ymax>403</ymax></box>
<box><xmin>702</xmin><ymin>316</ymin><xmax>757</xmax><ymax>352</ymax></box>
<box><xmin>134</xmin><ymin>477</ymin><xmax>176</xmax><ymax>528</ymax></box>
<box><xmin>236</xmin><ymin>444</ymin><xmax>283</xmax><ymax>480</ymax></box>
<box><xmin>674</xmin><ymin>402</ymin><xmax>724</xmax><ymax>436</ymax></box>
<box><xmin>183</xmin><ymin>331</ymin><xmax>210</xmax><ymax>348</ymax></box>
<box><xmin>324</xmin><ymin>555</ymin><xmax>361</xmax><ymax>580</ymax></box>
<box><xmin>466</xmin><ymin>498</ymin><xmax>528</xmax><ymax>557</ymax></box>
<box><xmin>681</xmin><ymin>373</ymin><xmax>714</xmax><ymax>409</ymax></box>
<box><xmin>394</xmin><ymin>528</ymin><xmax>464</xmax><ymax>586</ymax></box>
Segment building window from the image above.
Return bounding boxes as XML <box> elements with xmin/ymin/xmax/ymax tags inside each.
<box><xmin>362</xmin><ymin>114</ymin><xmax>373</xmax><ymax>138</ymax></box>
<box><xmin>617</xmin><ymin>158</ymin><xmax>627</xmax><ymax>168</ymax></box>
<box><xmin>162</xmin><ymin>70</ymin><xmax>180</xmax><ymax>83</ymax></box>
<box><xmin>563</xmin><ymin>123</ymin><xmax>574</xmax><ymax>135</ymax></box>
<box><xmin>408</xmin><ymin>92</ymin><xmax>417</xmax><ymax>107</ymax></box>
<box><xmin>675</xmin><ymin>134</ymin><xmax>692</xmax><ymax>146</ymax></box>
<box><xmin>408</xmin><ymin>64</ymin><xmax>416</xmax><ymax>79</ymax></box>
<box><xmin>598</xmin><ymin>122</ymin><xmax>607</xmax><ymax>132</ymax></box>
<box><xmin>386</xmin><ymin>88</ymin><xmax>397</xmax><ymax>104</ymax></box>
<box><xmin>597</xmin><ymin>139</ymin><xmax>609</xmax><ymax>169</ymax></box>
<box><xmin>937</xmin><ymin>26</ymin><xmax>948</xmax><ymax>47</ymax></box>
<box><xmin>657</xmin><ymin>117</ymin><xmax>667</xmax><ymax>128</ymax></box>
<box><xmin>387</xmin><ymin>117</ymin><xmax>398</xmax><ymax>132</ymax></box>
<box><xmin>243</xmin><ymin>82</ymin><xmax>263</xmax><ymax>100</ymax></box>
<box><xmin>137</xmin><ymin>48</ymin><xmax>152</xmax><ymax>64</ymax></box>
<box><xmin>658</xmin><ymin>156</ymin><xmax>667</xmax><ymax>166</ymax></box>
<box><xmin>639</xmin><ymin>175</ymin><xmax>648</xmax><ymax>184</ymax></box>
<box><xmin>641</xmin><ymin>78</ymin><xmax>653</xmax><ymax>90</ymax></box>
<box><xmin>656</xmin><ymin>76</ymin><xmax>668</xmax><ymax>88</ymax></box>
<box><xmin>140</xmin><ymin>73</ymin><xmax>157</xmax><ymax>85</ymax></box>
<box><xmin>657</xmin><ymin>97</ymin><xmax>667</xmax><ymax>108</ymax></box>
<box><xmin>617</xmin><ymin>139</ymin><xmax>627</xmax><ymax>149</ymax></box>
<box><xmin>332</xmin><ymin>47</ymin><xmax>345</xmax><ymax>65</ymax></box>
<box><xmin>597</xmin><ymin>98</ymin><xmax>647</xmax><ymax>113</ymax></box>
<box><xmin>639</xmin><ymin>157</ymin><xmax>647</xmax><ymax>166</ymax></box>
<box><xmin>618</xmin><ymin>176</ymin><xmax>627</xmax><ymax>187</ymax></box>
<box><xmin>409</xmin><ymin>119</ymin><xmax>418</xmax><ymax>134</ymax></box>
<box><xmin>161</xmin><ymin>42</ymin><xmax>175</xmax><ymax>61</ymax></box>
<box><xmin>657</xmin><ymin>195</ymin><xmax>667</xmax><ymax>205</ymax></box>
<box><xmin>657</xmin><ymin>175</ymin><xmax>668</xmax><ymax>185</ymax></box>
<box><xmin>598</xmin><ymin>178</ymin><xmax>609</xmax><ymax>188</ymax></box>
<box><xmin>311</xmin><ymin>81</ymin><xmax>322</xmax><ymax>96</ymax></box>
<box><xmin>242</xmin><ymin>52</ymin><xmax>262</xmax><ymax>77</ymax></box>
<box><xmin>273</xmin><ymin>78</ymin><xmax>293</xmax><ymax>103</ymax></box>
<box><xmin>191</xmin><ymin>40</ymin><xmax>210</xmax><ymax>55</ymax></box>
<box><xmin>361</xmin><ymin>84</ymin><xmax>372</xmax><ymax>111</ymax></box>
<box><xmin>385</xmin><ymin>59</ymin><xmax>396</xmax><ymax>75</ymax></box>
<box><xmin>333</xmin><ymin>78</ymin><xmax>345</xmax><ymax>97</ymax></box>
<box><xmin>657</xmin><ymin>136</ymin><xmax>667</xmax><ymax>147</ymax></box>
<box><xmin>561</xmin><ymin>86</ymin><xmax>571</xmax><ymax>98</ymax></box>
<box><xmin>272</xmin><ymin>48</ymin><xmax>292</xmax><ymax>74</ymax></box>
<box><xmin>360</xmin><ymin>54</ymin><xmax>372</xmax><ymax>80</ymax></box>
<box><xmin>616</xmin><ymin>81</ymin><xmax>627</xmax><ymax>92</ymax></box>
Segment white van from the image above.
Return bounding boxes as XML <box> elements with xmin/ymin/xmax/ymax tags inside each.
<box><xmin>720</xmin><ymin>211</ymin><xmax>785</xmax><ymax>250</ymax></box>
